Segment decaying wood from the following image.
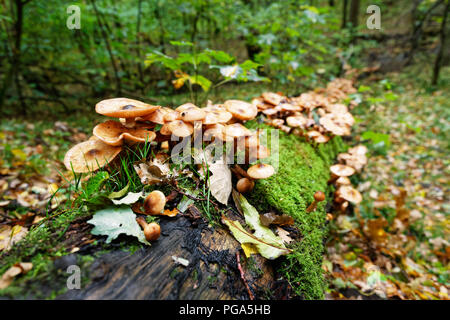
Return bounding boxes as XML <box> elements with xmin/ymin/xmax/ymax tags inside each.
<box><xmin>58</xmin><ymin>215</ymin><xmax>276</xmax><ymax>300</ymax></box>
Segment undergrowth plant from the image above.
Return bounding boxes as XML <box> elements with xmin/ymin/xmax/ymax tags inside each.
<box><xmin>145</xmin><ymin>41</ymin><xmax>268</xmax><ymax>106</ymax></box>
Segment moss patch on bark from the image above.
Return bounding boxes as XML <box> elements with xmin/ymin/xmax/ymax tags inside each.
<box><xmin>246</xmin><ymin>122</ymin><xmax>346</xmax><ymax>299</ymax></box>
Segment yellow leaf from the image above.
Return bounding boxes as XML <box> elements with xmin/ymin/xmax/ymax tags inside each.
<box><xmin>241</xmin><ymin>243</ymin><xmax>258</xmax><ymax>258</ymax></box>
<box><xmin>48</xmin><ymin>183</ymin><xmax>59</xmax><ymax>195</ymax></box>
<box><xmin>11</xmin><ymin>149</ymin><xmax>27</xmax><ymax>161</ymax></box>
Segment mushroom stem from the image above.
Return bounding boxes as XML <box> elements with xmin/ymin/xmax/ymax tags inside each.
<box><xmin>306</xmin><ymin>191</ymin><xmax>325</xmax><ymax>213</ymax></box>
<box><xmin>136</xmin><ymin>217</ymin><xmax>161</xmax><ymax>241</ymax></box>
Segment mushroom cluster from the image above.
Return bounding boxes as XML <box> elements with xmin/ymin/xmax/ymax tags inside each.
<box><xmin>64</xmin><ymin>98</ymin><xmax>160</xmax><ymax>173</ymax></box>
<box><xmin>64</xmin><ymin>97</ymin><xmax>276</xmax><ymax>201</ymax></box>
<box><xmin>328</xmin><ymin>144</ymin><xmax>368</xmax><ymax>212</ymax></box>
<box><xmin>251</xmin><ymin>78</ymin><xmax>358</xmax><ymax>143</ymax></box>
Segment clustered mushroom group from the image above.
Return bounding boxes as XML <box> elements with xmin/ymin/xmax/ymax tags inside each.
<box><xmin>329</xmin><ymin>144</ymin><xmax>369</xmax><ymax>213</ymax></box>
<box><xmin>64</xmin><ymin>97</ymin><xmax>277</xmax><ymax>240</ymax></box>
<box><xmin>63</xmin><ymin>78</ymin><xmax>366</xmax><ymax>241</ymax></box>
<box><xmin>251</xmin><ymin>78</ymin><xmax>357</xmax><ymax>143</ymax></box>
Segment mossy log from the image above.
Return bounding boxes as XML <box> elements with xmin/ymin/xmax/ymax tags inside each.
<box><xmin>58</xmin><ymin>128</ymin><xmax>345</xmax><ymax>300</ymax></box>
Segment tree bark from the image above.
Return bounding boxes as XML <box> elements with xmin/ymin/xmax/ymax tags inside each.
<box><xmin>349</xmin><ymin>0</ymin><xmax>360</xmax><ymax>28</ymax></box>
<box><xmin>342</xmin><ymin>0</ymin><xmax>348</xmax><ymax>29</ymax></box>
<box><xmin>432</xmin><ymin>0</ymin><xmax>449</xmax><ymax>85</ymax></box>
<box><xmin>57</xmin><ymin>215</ymin><xmax>277</xmax><ymax>300</ymax></box>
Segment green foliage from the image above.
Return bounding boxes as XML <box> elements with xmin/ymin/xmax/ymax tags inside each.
<box><xmin>145</xmin><ymin>42</ymin><xmax>266</xmax><ymax>105</ymax></box>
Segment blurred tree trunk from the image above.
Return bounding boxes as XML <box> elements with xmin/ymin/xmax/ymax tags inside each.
<box><xmin>90</xmin><ymin>0</ymin><xmax>122</xmax><ymax>95</ymax></box>
<box><xmin>136</xmin><ymin>0</ymin><xmax>144</xmax><ymax>93</ymax></box>
<box><xmin>341</xmin><ymin>0</ymin><xmax>348</xmax><ymax>29</ymax></box>
<box><xmin>0</xmin><ymin>0</ymin><xmax>29</xmax><ymax>113</ymax></box>
<box><xmin>432</xmin><ymin>0</ymin><xmax>449</xmax><ymax>85</ymax></box>
<box><xmin>349</xmin><ymin>0</ymin><xmax>360</xmax><ymax>28</ymax></box>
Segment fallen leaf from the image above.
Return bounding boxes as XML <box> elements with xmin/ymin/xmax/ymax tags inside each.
<box><xmin>87</xmin><ymin>206</ymin><xmax>149</xmax><ymax>245</ymax></box>
<box><xmin>0</xmin><ymin>225</ymin><xmax>28</xmax><ymax>252</ymax></box>
<box><xmin>111</xmin><ymin>191</ymin><xmax>144</xmax><ymax>205</ymax></box>
<box><xmin>260</xmin><ymin>212</ymin><xmax>294</xmax><ymax>226</ymax></box>
<box><xmin>208</xmin><ymin>156</ymin><xmax>232</xmax><ymax>205</ymax></box>
<box><xmin>276</xmin><ymin>227</ymin><xmax>293</xmax><ymax>244</ymax></box>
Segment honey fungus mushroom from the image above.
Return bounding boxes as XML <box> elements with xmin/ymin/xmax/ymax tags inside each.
<box><xmin>93</xmin><ymin>120</ymin><xmax>156</xmax><ymax>146</ymax></box>
<box><xmin>335</xmin><ymin>185</ymin><xmax>362</xmax><ymax>204</ymax></box>
<box><xmin>247</xmin><ymin>163</ymin><xmax>275</xmax><ymax>179</ymax></box>
<box><xmin>95</xmin><ymin>98</ymin><xmax>160</xmax><ymax>118</ymax></box>
<box><xmin>143</xmin><ymin>190</ymin><xmax>167</xmax><ymax>215</ymax></box>
<box><xmin>64</xmin><ymin>139</ymin><xmax>122</xmax><ymax>173</ymax></box>
<box><xmin>236</xmin><ymin>177</ymin><xmax>255</xmax><ymax>193</ymax></box>
<box><xmin>176</xmin><ymin>103</ymin><xmax>206</xmax><ymax>122</ymax></box>
<box><xmin>329</xmin><ymin>164</ymin><xmax>355</xmax><ymax>183</ymax></box>
<box><xmin>224</xmin><ymin>100</ymin><xmax>258</xmax><ymax>121</ymax></box>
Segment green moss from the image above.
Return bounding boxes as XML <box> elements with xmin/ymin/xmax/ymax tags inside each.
<box><xmin>246</xmin><ymin>123</ymin><xmax>346</xmax><ymax>299</ymax></box>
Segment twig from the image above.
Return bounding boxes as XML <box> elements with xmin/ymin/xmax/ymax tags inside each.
<box><xmin>236</xmin><ymin>251</ymin><xmax>255</xmax><ymax>300</ymax></box>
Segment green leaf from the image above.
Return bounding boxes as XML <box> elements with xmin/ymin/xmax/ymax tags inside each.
<box><xmin>223</xmin><ymin>194</ymin><xmax>290</xmax><ymax>260</ymax></box>
<box><xmin>170</xmin><ymin>40</ymin><xmax>193</xmax><ymax>47</ymax></box>
<box><xmin>204</xmin><ymin>49</ymin><xmax>234</xmax><ymax>63</ymax></box>
<box><xmin>189</xmin><ymin>75</ymin><xmax>212</xmax><ymax>92</ymax></box>
<box><xmin>88</xmin><ymin>206</ymin><xmax>149</xmax><ymax>245</ymax></box>
<box><xmin>84</xmin><ymin>171</ymin><xmax>109</xmax><ymax>197</ymax></box>
<box><xmin>111</xmin><ymin>191</ymin><xmax>144</xmax><ymax>205</ymax></box>
<box><xmin>108</xmin><ymin>182</ymin><xmax>130</xmax><ymax>199</ymax></box>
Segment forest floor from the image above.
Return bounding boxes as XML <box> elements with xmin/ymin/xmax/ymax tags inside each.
<box><xmin>324</xmin><ymin>63</ymin><xmax>449</xmax><ymax>299</ymax></box>
<box><xmin>0</xmin><ymin>62</ymin><xmax>448</xmax><ymax>299</ymax></box>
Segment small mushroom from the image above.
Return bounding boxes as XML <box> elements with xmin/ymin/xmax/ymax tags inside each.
<box><xmin>236</xmin><ymin>177</ymin><xmax>255</xmax><ymax>193</ymax></box>
<box><xmin>136</xmin><ymin>217</ymin><xmax>161</xmax><ymax>241</ymax></box>
<box><xmin>93</xmin><ymin>120</ymin><xmax>156</xmax><ymax>146</ymax></box>
<box><xmin>95</xmin><ymin>98</ymin><xmax>160</xmax><ymax>118</ymax></box>
<box><xmin>335</xmin><ymin>185</ymin><xmax>362</xmax><ymax>204</ymax></box>
<box><xmin>335</xmin><ymin>176</ymin><xmax>351</xmax><ymax>187</ymax></box>
<box><xmin>224</xmin><ymin>100</ymin><xmax>258</xmax><ymax>121</ymax></box>
<box><xmin>306</xmin><ymin>191</ymin><xmax>326</xmax><ymax>213</ymax></box>
<box><xmin>247</xmin><ymin>163</ymin><xmax>275</xmax><ymax>179</ymax></box>
<box><xmin>163</xmin><ymin>109</ymin><xmax>181</xmax><ymax>122</ymax></box>
<box><xmin>143</xmin><ymin>190</ymin><xmax>167</xmax><ymax>215</ymax></box>
<box><xmin>167</xmin><ymin>120</ymin><xmax>194</xmax><ymax>137</ymax></box>
<box><xmin>261</xmin><ymin>92</ymin><xmax>284</xmax><ymax>106</ymax></box>
<box><xmin>202</xmin><ymin>110</ymin><xmax>233</xmax><ymax>125</ymax></box>
<box><xmin>329</xmin><ymin>164</ymin><xmax>355</xmax><ymax>184</ymax></box>
<box><xmin>64</xmin><ymin>139</ymin><xmax>122</xmax><ymax>173</ymax></box>
<box><xmin>177</xmin><ymin>104</ymin><xmax>206</xmax><ymax>122</ymax></box>
<box><xmin>286</xmin><ymin>115</ymin><xmax>307</xmax><ymax>128</ymax></box>
<box><xmin>223</xmin><ymin>123</ymin><xmax>253</xmax><ymax>139</ymax></box>
<box><xmin>141</xmin><ymin>107</ymin><xmax>171</xmax><ymax>125</ymax></box>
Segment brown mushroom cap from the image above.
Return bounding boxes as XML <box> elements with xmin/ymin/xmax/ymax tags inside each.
<box><xmin>159</xmin><ymin>123</ymin><xmax>172</xmax><ymax>136</ymax></box>
<box><xmin>330</xmin><ymin>164</ymin><xmax>355</xmax><ymax>177</ymax></box>
<box><xmin>202</xmin><ymin>110</ymin><xmax>233</xmax><ymax>125</ymax></box>
<box><xmin>261</xmin><ymin>92</ymin><xmax>284</xmax><ymax>106</ymax></box>
<box><xmin>178</xmin><ymin>104</ymin><xmax>206</xmax><ymax>122</ymax></box>
<box><xmin>163</xmin><ymin>109</ymin><xmax>181</xmax><ymax>122</ymax></box>
<box><xmin>247</xmin><ymin>163</ymin><xmax>275</xmax><ymax>179</ymax></box>
<box><xmin>93</xmin><ymin>120</ymin><xmax>156</xmax><ymax>146</ymax></box>
<box><xmin>335</xmin><ymin>176</ymin><xmax>351</xmax><ymax>186</ymax></box>
<box><xmin>286</xmin><ymin>115</ymin><xmax>307</xmax><ymax>128</ymax></box>
<box><xmin>236</xmin><ymin>177</ymin><xmax>255</xmax><ymax>193</ymax></box>
<box><xmin>337</xmin><ymin>185</ymin><xmax>362</xmax><ymax>204</ymax></box>
<box><xmin>203</xmin><ymin>124</ymin><xmax>225</xmax><ymax>141</ymax></box>
<box><xmin>143</xmin><ymin>190</ymin><xmax>167</xmax><ymax>215</ymax></box>
<box><xmin>167</xmin><ymin>120</ymin><xmax>194</xmax><ymax>137</ymax></box>
<box><xmin>64</xmin><ymin>139</ymin><xmax>122</xmax><ymax>173</ymax></box>
<box><xmin>224</xmin><ymin>100</ymin><xmax>257</xmax><ymax>121</ymax></box>
<box><xmin>314</xmin><ymin>191</ymin><xmax>326</xmax><ymax>202</ymax></box>
<box><xmin>95</xmin><ymin>98</ymin><xmax>160</xmax><ymax>118</ymax></box>
<box><xmin>141</xmin><ymin>107</ymin><xmax>171</xmax><ymax>125</ymax></box>
<box><xmin>223</xmin><ymin>123</ymin><xmax>253</xmax><ymax>139</ymax></box>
